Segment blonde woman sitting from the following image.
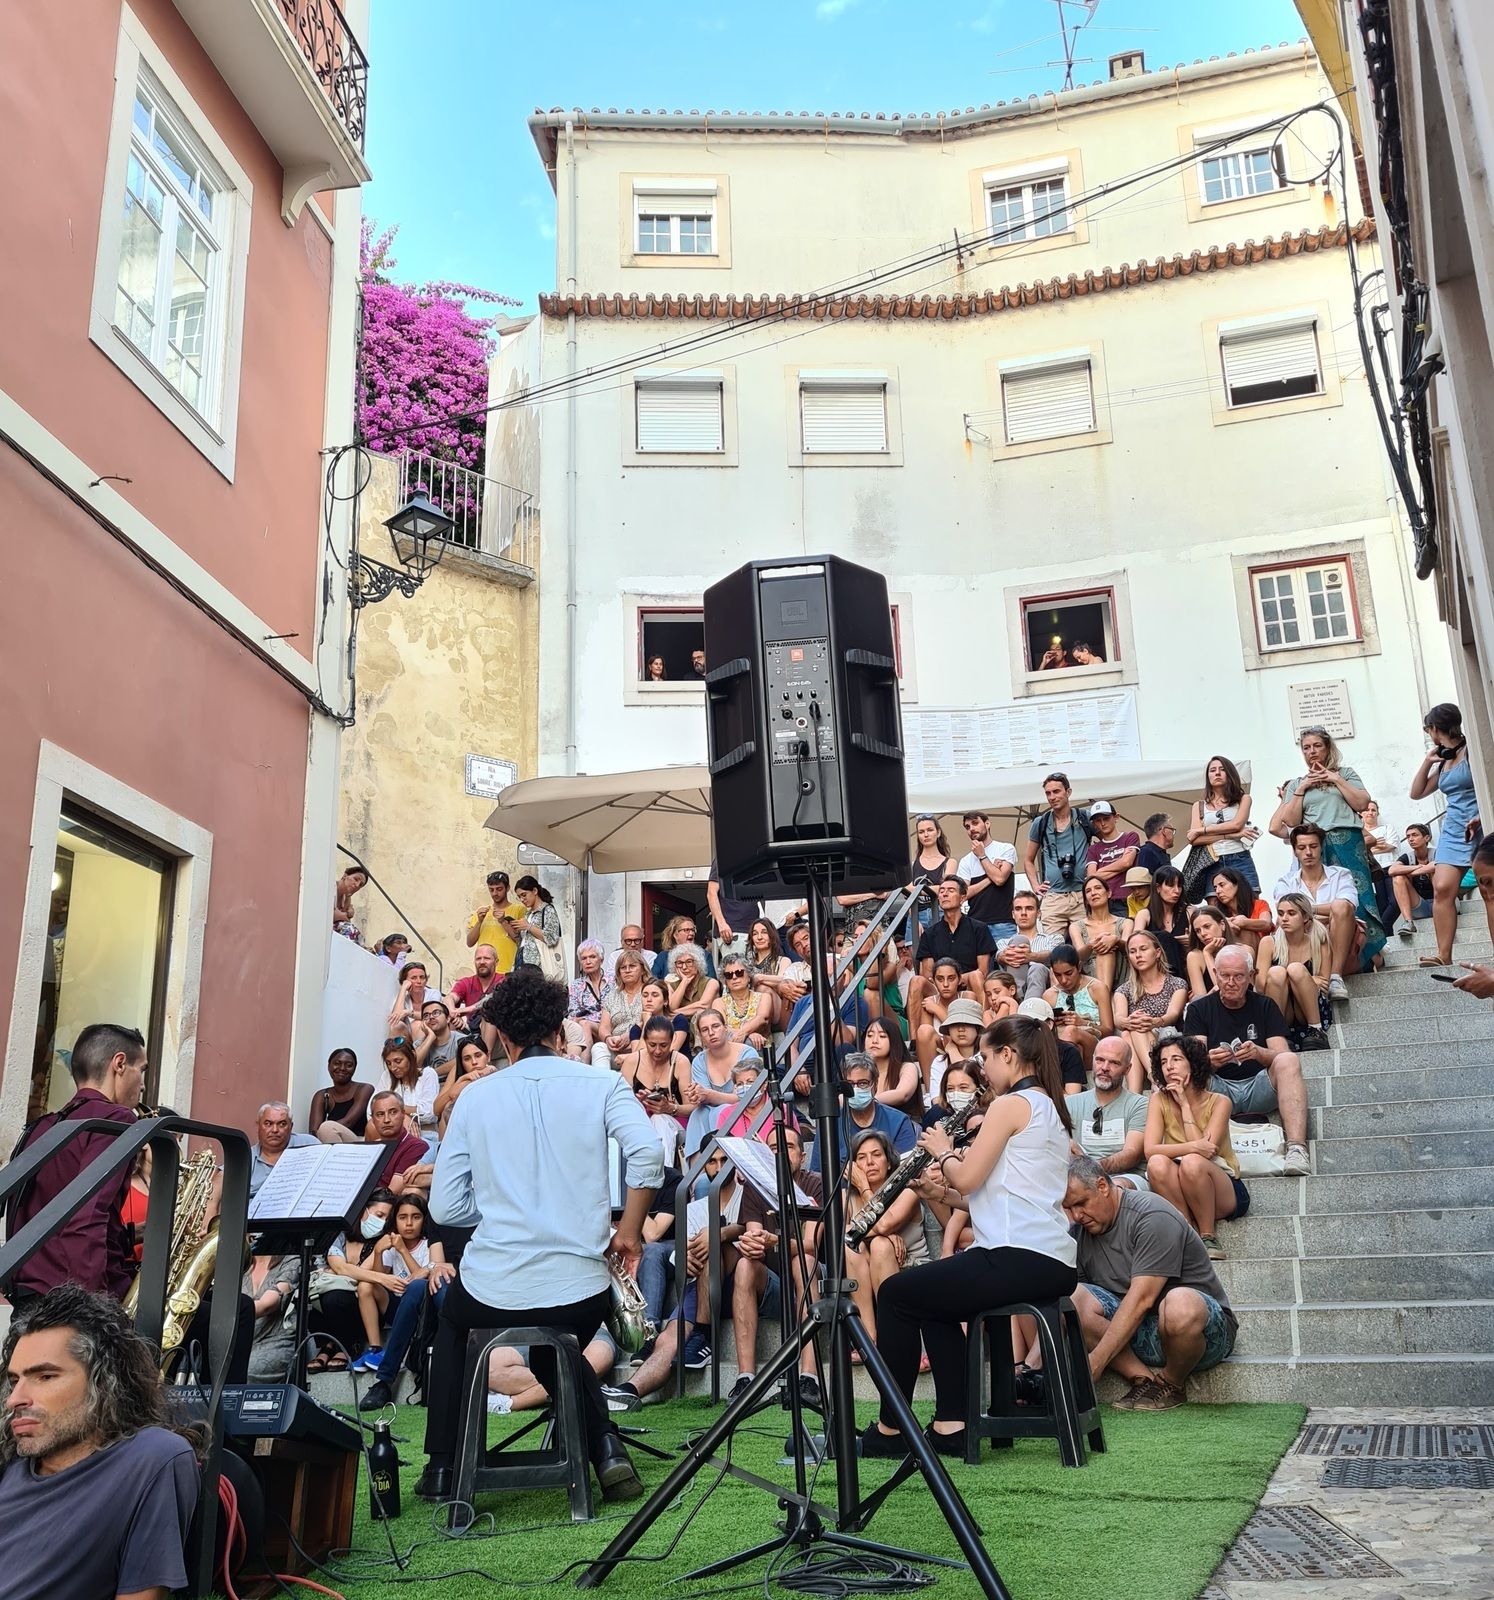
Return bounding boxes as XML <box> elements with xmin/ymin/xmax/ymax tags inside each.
<box><xmin>1255</xmin><ymin>891</ymin><xmax>1333</xmax><ymax>1051</ymax></box>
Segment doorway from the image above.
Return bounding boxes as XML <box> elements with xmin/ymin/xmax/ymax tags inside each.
<box><xmin>640</xmin><ymin>881</ymin><xmax>708</xmax><ymax>952</ymax></box>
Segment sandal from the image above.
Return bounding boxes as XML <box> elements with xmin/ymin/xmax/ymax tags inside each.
<box><xmin>1418</xmin><ymin>955</ymin><xmax>1451</xmax><ymax>968</ymax></box>
<box><xmin>306</xmin><ymin>1351</ymin><xmax>331</xmax><ymax>1374</ymax></box>
<box><xmin>323</xmin><ymin>1352</ymin><xmax>349</xmax><ymax>1372</ymax></box>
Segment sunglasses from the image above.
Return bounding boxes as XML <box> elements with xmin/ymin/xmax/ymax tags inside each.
<box><xmin>723</xmin><ymin>968</ymin><xmax>747</xmax><ymax>979</ymax></box>
<box><xmin>1092</xmin><ymin>1105</ymin><xmax>1104</xmax><ymax>1137</ymax></box>
<box><xmin>384</xmin><ymin>1036</ymin><xmax>410</xmax><ymax>1049</ymax></box>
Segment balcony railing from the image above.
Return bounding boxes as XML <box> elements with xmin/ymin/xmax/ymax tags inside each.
<box><xmin>397</xmin><ymin>450</ymin><xmax>537</xmax><ymax>571</ymax></box>
<box><xmin>277</xmin><ymin>0</ymin><xmax>368</xmax><ymax>151</ymax></box>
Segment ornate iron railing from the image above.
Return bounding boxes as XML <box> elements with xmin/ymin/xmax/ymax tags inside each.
<box><xmin>277</xmin><ymin>0</ymin><xmax>369</xmax><ymax>150</ymax></box>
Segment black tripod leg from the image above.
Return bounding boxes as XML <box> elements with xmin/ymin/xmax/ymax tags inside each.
<box><xmin>846</xmin><ymin>1318</ymin><xmax>1013</xmax><ymax>1600</ymax></box>
<box><xmin>576</xmin><ymin>1314</ymin><xmax>811</xmax><ymax>1589</ymax></box>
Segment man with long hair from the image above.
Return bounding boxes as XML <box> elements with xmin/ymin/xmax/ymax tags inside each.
<box><xmin>0</xmin><ymin>1284</ymin><xmax>199</xmax><ymax>1598</ymax></box>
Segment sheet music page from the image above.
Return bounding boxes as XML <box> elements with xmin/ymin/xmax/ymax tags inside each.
<box><xmin>247</xmin><ymin>1145</ymin><xmax>325</xmax><ymax>1220</ymax></box>
<box><xmin>720</xmin><ymin>1137</ymin><xmax>815</xmax><ymax>1209</ymax></box>
<box><xmin>300</xmin><ymin>1144</ymin><xmax>388</xmax><ymax>1218</ymax></box>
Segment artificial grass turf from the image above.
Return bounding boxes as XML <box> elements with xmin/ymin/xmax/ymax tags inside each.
<box><xmin>286</xmin><ymin>1396</ymin><xmax>1303</xmax><ymax>1600</ymax></box>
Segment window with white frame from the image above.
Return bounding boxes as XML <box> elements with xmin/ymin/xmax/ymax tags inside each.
<box><xmin>1000</xmin><ymin>358</ymin><xmax>1095</xmax><ymax>445</ymax></box>
<box><xmin>799</xmin><ymin>377</ymin><xmax>889</xmax><ymax>454</ymax></box>
<box><xmin>1219</xmin><ymin>317</ymin><xmax>1322</xmax><ymax>408</ymax></box>
<box><xmin>113</xmin><ymin>74</ymin><xmax>229</xmax><ymax>418</ymax></box>
<box><xmin>984</xmin><ymin>164</ymin><xmax>1071</xmax><ymax>244</ymax></box>
<box><xmin>1250</xmin><ymin>559</ymin><xmax>1360</xmax><ymax>651</ymax></box>
<box><xmin>1198</xmin><ymin>142</ymin><xmax>1283</xmax><ymax>206</ymax></box>
<box><xmin>633</xmin><ymin>181</ymin><xmax>717</xmax><ymax>255</ymax></box>
<box><xmin>634</xmin><ymin>377</ymin><xmax>724</xmax><ymax>453</ymax></box>
<box><xmin>638</xmin><ymin>608</ymin><xmax>706</xmax><ymax>681</ymax></box>
<box><xmin>1020</xmin><ymin>590</ymin><xmax>1117</xmax><ymax>673</ymax></box>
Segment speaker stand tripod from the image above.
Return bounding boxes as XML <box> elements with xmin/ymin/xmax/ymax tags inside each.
<box><xmin>577</xmin><ymin>871</ymin><xmax>1011</xmax><ymax>1598</ymax></box>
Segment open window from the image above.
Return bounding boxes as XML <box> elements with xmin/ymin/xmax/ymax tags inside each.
<box><xmin>1020</xmin><ymin>589</ymin><xmax>1117</xmax><ymax>675</ymax></box>
<box><xmin>1220</xmin><ymin>315</ymin><xmax>1323</xmax><ymax>409</ymax></box>
<box><xmin>638</xmin><ymin>607</ymin><xmax>706</xmax><ymax>683</ymax></box>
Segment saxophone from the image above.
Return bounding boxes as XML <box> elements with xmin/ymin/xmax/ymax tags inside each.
<box><xmin>605</xmin><ymin>1254</ymin><xmax>656</xmax><ymax>1353</ymax></box>
<box><xmin>846</xmin><ymin>1091</ymin><xmax>989</xmax><ymax>1247</ymax></box>
<box><xmin>123</xmin><ymin>1146</ymin><xmax>226</xmax><ymax>1374</ymax></box>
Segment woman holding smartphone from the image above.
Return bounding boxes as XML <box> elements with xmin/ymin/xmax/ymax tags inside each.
<box><xmin>1409</xmin><ymin>703</ymin><xmax>1483</xmax><ymax>968</ymax></box>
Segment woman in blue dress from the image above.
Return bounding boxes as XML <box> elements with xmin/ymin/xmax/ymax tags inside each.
<box><xmin>1409</xmin><ymin>703</ymin><xmax>1483</xmax><ymax>968</ymax></box>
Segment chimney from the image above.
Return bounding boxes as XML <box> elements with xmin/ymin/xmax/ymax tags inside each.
<box><xmin>1108</xmin><ymin>50</ymin><xmax>1145</xmax><ymax>81</ymax></box>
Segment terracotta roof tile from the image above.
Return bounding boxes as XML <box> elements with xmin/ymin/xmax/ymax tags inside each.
<box><xmin>539</xmin><ymin>220</ymin><xmax>1375</xmax><ymax>321</ymax></box>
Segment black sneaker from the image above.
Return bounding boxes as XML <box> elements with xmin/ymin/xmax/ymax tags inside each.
<box><xmin>727</xmin><ymin>1372</ymin><xmax>755</xmax><ymax>1402</ymax></box>
<box><xmin>1298</xmin><ymin>1026</ymin><xmax>1331</xmax><ymax>1052</ymax></box>
<box><xmin>925</xmin><ymin>1424</ymin><xmax>968</xmax><ymax>1458</ymax></box>
<box><xmin>858</xmin><ymin>1423</ymin><xmax>908</xmax><ymax>1459</ymax></box>
<box><xmin>1012</xmin><ymin>1367</ymin><xmax>1047</xmax><ymax>1407</ymax></box>
<box><xmin>358</xmin><ymin>1379</ymin><xmax>393</xmax><ymax>1412</ymax></box>
<box><xmin>796</xmin><ymin>1373</ymin><xmax>824</xmax><ymax>1411</ymax></box>
<box><xmin>600</xmin><ymin>1383</ymin><xmax>642</xmax><ymax>1413</ymax></box>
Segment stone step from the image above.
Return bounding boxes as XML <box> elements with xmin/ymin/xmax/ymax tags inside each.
<box><xmin>1344</xmin><ymin>991</ymin><xmax>1492</xmax><ymax>1021</ymax></box>
<box><xmin>1379</xmin><ymin>937</ymin><xmax>1492</xmax><ymax>970</ymax></box>
<box><xmin>1315</xmin><ymin>1063</ymin><xmax>1494</xmax><ymax>1107</ymax></box>
<box><xmin>1243</xmin><ymin>1165</ymin><xmax>1494</xmax><ymax>1214</ymax></box>
<box><xmin>1231</xmin><ymin>1299</ymin><xmax>1494</xmax><ymax>1358</ymax></box>
<box><xmin>1189</xmin><ymin>1352</ymin><xmax>1494</xmax><ymax>1405</ymax></box>
<box><xmin>1327</xmin><ymin>1039</ymin><xmax>1494</xmax><ymax>1076</ymax></box>
<box><xmin>1217</xmin><ymin>1251</ymin><xmax>1494</xmax><ymax>1304</ymax></box>
<box><xmin>1310</xmin><ymin>1127</ymin><xmax>1494</xmax><ymax>1173</ymax></box>
<box><xmin>1310</xmin><ymin>1093</ymin><xmax>1494</xmax><ymax>1137</ymax></box>
<box><xmin>1335</xmin><ymin>1012</ymin><xmax>1494</xmax><ymax>1047</ymax></box>
<box><xmin>1225</xmin><ymin>1206</ymin><xmax>1493</xmax><ymax>1259</ymax></box>
<box><xmin>1350</xmin><ymin>965</ymin><xmax>1491</xmax><ymax>995</ymax></box>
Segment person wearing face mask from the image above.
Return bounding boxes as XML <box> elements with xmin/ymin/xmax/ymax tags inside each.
<box><xmin>309</xmin><ymin>1189</ymin><xmax>397</xmax><ymax>1371</ymax></box>
<box><xmin>1065</xmin><ymin>1034</ymin><xmax>1150</xmax><ymax>1192</ymax></box>
<box><xmin>714</xmin><ymin>1059</ymin><xmax>792</xmax><ymax>1144</ymax></box>
<box><xmin>808</xmin><ymin>1054</ymin><xmax>916</xmax><ymax>1176</ymax></box>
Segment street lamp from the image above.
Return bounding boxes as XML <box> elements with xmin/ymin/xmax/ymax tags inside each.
<box><xmin>349</xmin><ymin>488</ymin><xmax>457</xmax><ymax>608</ymax></box>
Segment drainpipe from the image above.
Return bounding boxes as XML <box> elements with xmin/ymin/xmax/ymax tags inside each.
<box><xmin>564</xmin><ymin>119</ymin><xmax>579</xmax><ymax>777</ymax></box>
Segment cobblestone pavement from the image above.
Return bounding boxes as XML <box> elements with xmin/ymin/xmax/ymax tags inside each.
<box><xmin>1204</xmin><ymin>1407</ymin><xmax>1494</xmax><ymax>1600</ymax></box>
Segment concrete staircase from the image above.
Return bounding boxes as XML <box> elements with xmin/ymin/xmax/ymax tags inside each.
<box><xmin>1191</xmin><ymin>910</ymin><xmax>1494</xmax><ymax>1405</ymax></box>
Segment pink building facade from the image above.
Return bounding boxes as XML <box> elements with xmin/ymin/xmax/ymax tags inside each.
<box><xmin>0</xmin><ymin>0</ymin><xmax>370</xmax><ymax>1143</ymax></box>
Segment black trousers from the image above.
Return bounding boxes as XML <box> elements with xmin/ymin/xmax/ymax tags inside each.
<box><xmin>875</xmin><ymin>1246</ymin><xmax>1078</xmax><ymax>1424</ymax></box>
<box><xmin>423</xmin><ymin>1277</ymin><xmax>614</xmax><ymax>1466</ymax></box>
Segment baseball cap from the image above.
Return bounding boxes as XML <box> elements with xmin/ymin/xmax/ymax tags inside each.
<box><xmin>1016</xmin><ymin>997</ymin><xmax>1054</xmax><ymax>1022</ymax></box>
<box><xmin>939</xmin><ymin>999</ymin><xmax>985</xmax><ymax>1033</ymax></box>
<box><xmin>1090</xmin><ymin>801</ymin><xmax>1116</xmax><ymax>817</ymax></box>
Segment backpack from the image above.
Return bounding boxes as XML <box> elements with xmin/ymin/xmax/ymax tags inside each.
<box><xmin>1033</xmin><ymin>806</ymin><xmax>1097</xmax><ymax>854</ymax></box>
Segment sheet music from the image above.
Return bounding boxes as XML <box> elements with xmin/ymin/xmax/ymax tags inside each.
<box><xmin>720</xmin><ymin>1137</ymin><xmax>815</xmax><ymax>1210</ymax></box>
<box><xmin>247</xmin><ymin>1143</ymin><xmax>387</xmax><ymax>1224</ymax></box>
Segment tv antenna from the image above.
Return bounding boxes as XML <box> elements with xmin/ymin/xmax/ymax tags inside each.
<box><xmin>1051</xmin><ymin>0</ymin><xmax>1101</xmax><ymax>89</ymax></box>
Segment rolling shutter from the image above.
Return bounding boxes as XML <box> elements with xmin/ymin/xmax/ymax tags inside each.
<box><xmin>1001</xmin><ymin>362</ymin><xmax>1095</xmax><ymax>444</ymax></box>
<box><xmin>635</xmin><ymin>381</ymin><xmax>724</xmax><ymax>452</ymax></box>
<box><xmin>1221</xmin><ymin>324</ymin><xmax>1321</xmax><ymax>401</ymax></box>
<box><xmin>799</xmin><ymin>384</ymin><xmax>888</xmax><ymax>453</ymax></box>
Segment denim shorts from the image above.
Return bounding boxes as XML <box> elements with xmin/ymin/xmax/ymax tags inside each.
<box><xmin>1210</xmin><ymin>1069</ymin><xmax>1278</xmax><ymax>1118</ymax></box>
<box><xmin>1082</xmin><ymin>1282</ymin><xmax>1236</xmax><ymax>1372</ymax></box>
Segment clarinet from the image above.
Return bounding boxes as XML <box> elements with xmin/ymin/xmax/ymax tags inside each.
<box><xmin>845</xmin><ymin>1092</ymin><xmax>987</xmax><ymax>1246</ymax></box>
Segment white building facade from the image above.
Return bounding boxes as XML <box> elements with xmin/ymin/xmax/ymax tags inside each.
<box><xmin>492</xmin><ymin>43</ymin><xmax>1454</xmax><ymax>935</ymax></box>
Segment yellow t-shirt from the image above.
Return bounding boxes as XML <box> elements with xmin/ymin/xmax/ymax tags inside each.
<box><xmin>468</xmin><ymin>904</ymin><xmax>524</xmax><ymax>973</ymax></box>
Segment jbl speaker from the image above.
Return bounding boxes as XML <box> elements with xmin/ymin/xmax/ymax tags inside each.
<box><xmin>704</xmin><ymin>556</ymin><xmax>908</xmax><ymax>896</ymax></box>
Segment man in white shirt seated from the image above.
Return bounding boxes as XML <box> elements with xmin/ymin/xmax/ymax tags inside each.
<box><xmin>418</xmin><ymin>967</ymin><xmax>663</xmax><ymax>1507</ymax></box>
<box><xmin>1271</xmin><ymin>823</ymin><xmax>1358</xmax><ymax>999</ymax></box>
<box><xmin>604</xmin><ymin>925</ymin><xmax>657</xmax><ymax>984</ymax></box>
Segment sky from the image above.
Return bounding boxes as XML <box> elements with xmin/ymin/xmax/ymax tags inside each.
<box><xmin>362</xmin><ymin>0</ymin><xmax>1306</xmax><ymax>312</ymax></box>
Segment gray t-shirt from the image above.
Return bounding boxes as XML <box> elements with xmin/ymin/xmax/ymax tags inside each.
<box><xmin>0</xmin><ymin>1426</ymin><xmax>198</xmax><ymax>1598</ymax></box>
<box><xmin>1076</xmin><ymin>1188</ymin><xmax>1235</xmax><ymax>1324</ymax></box>
<box><xmin>1066</xmin><ymin>1089</ymin><xmax>1149</xmax><ymax>1167</ymax></box>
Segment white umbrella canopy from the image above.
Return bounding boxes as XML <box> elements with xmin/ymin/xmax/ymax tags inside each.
<box><xmin>907</xmin><ymin>758</ymin><xmax>1252</xmax><ymax>853</ymax></box>
<box><xmin>484</xmin><ymin>765</ymin><xmax>714</xmax><ymax>874</ymax></box>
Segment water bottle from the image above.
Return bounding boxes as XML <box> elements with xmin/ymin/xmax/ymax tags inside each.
<box><xmin>368</xmin><ymin>1417</ymin><xmax>401</xmax><ymax>1520</ymax></box>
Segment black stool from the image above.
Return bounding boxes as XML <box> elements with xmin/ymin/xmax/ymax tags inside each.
<box><xmin>965</xmin><ymin>1299</ymin><xmax>1105</xmax><ymax>1467</ymax></box>
<box><xmin>450</xmin><ymin>1325</ymin><xmax>595</xmax><ymax>1526</ymax></box>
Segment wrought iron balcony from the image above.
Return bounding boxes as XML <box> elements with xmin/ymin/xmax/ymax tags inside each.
<box><xmin>277</xmin><ymin>0</ymin><xmax>368</xmax><ymax>152</ymax></box>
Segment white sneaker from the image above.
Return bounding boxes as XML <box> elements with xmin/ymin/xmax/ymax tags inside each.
<box><xmin>1327</xmin><ymin>975</ymin><xmax>1349</xmax><ymax>1001</ymax></box>
<box><xmin>486</xmin><ymin>1392</ymin><xmax>513</xmax><ymax>1415</ymax></box>
<box><xmin>1282</xmin><ymin>1143</ymin><xmax>1310</xmax><ymax>1176</ymax></box>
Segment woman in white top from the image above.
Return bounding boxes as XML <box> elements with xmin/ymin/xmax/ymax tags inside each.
<box><xmin>861</xmin><ymin>1015</ymin><xmax>1078</xmax><ymax>1457</ymax></box>
<box><xmin>375</xmin><ymin>1038</ymin><xmax>440</xmax><ymax>1151</ymax></box>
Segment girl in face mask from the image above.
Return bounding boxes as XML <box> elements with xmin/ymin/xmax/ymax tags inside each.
<box><xmin>307</xmin><ymin>1189</ymin><xmax>396</xmax><ymax>1370</ymax></box>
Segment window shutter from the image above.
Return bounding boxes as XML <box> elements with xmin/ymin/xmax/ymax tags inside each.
<box><xmin>800</xmin><ymin>385</ymin><xmax>888</xmax><ymax>453</ymax></box>
<box><xmin>1221</xmin><ymin>325</ymin><xmax>1320</xmax><ymax>395</ymax></box>
<box><xmin>1001</xmin><ymin>363</ymin><xmax>1095</xmax><ymax>444</ymax></box>
<box><xmin>635</xmin><ymin>382</ymin><xmax>724</xmax><ymax>452</ymax></box>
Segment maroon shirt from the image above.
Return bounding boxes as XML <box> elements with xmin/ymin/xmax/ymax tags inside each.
<box><xmin>377</xmin><ymin>1131</ymin><xmax>429</xmax><ymax>1188</ymax></box>
<box><xmin>13</xmin><ymin>1088</ymin><xmax>137</xmax><ymax>1299</ymax></box>
<box><xmin>449</xmin><ymin>972</ymin><xmax>500</xmax><ymax>1014</ymax></box>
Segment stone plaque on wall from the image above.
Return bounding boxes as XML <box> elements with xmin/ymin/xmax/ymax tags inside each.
<box><xmin>464</xmin><ymin>754</ymin><xmax>517</xmax><ymax>800</ymax></box>
<box><xmin>1287</xmin><ymin>680</ymin><xmax>1354</xmax><ymax>740</ymax></box>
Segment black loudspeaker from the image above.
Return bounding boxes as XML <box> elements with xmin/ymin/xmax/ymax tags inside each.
<box><xmin>704</xmin><ymin>555</ymin><xmax>908</xmax><ymax>896</ymax></box>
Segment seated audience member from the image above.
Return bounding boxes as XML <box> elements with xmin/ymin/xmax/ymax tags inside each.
<box><xmin>249</xmin><ymin>1101</ymin><xmax>317</xmax><ymax>1198</ymax></box>
<box><xmin>786</xmin><ymin>963</ymin><xmax>871</xmax><ymax>1080</ymax></box>
<box><xmin>715</xmin><ymin>1060</ymin><xmax>789</xmax><ymax>1144</ymax></box>
<box><xmin>367</xmin><ymin>1090</ymin><xmax>431</xmax><ymax>1192</ymax></box>
<box><xmin>845</xmin><ymin>1129</ymin><xmax>929</xmax><ymax>1345</ymax></box>
<box><xmin>448</xmin><ymin>944</ymin><xmax>502</xmax><ymax>1029</ymax></box>
<box><xmin>1085</xmin><ymin>803</ymin><xmax>1141</xmax><ymax>913</ymax></box>
<box><xmin>412</xmin><ymin>999</ymin><xmax>461</xmax><ymax>1081</ymax></box>
<box><xmin>982</xmin><ymin>969</ymin><xmax>1021</xmax><ymax>1025</ymax></box>
<box><xmin>652</xmin><ymin>915</ymin><xmax>713</xmax><ymax>981</ymax></box>
<box><xmin>309</xmin><ymin>1047</ymin><xmax>373</xmax><ymax>1145</ymax></box>
<box><xmin>1132</xmin><ymin>866</ymin><xmax>1192</xmax><ymax>980</ymax></box>
<box><xmin>354</xmin><ymin>1194</ymin><xmax>456</xmax><ymax>1409</ymax></box>
<box><xmin>634</xmin><ymin>978</ymin><xmax>691</xmax><ymax>1054</ymax></box>
<box><xmin>913</xmin><ymin>876</ymin><xmax>995</xmax><ymax>993</ymax></box>
<box><xmin>1207</xmin><ymin>866</ymin><xmax>1274</xmax><ymax>956</ymax></box>
<box><xmin>621</xmin><ymin>1016</ymin><xmax>695</xmax><ymax>1165</ymax></box>
<box><xmin>1182</xmin><ymin>945</ymin><xmax>1310</xmax><ymax>1175</ymax></box>
<box><xmin>1016</xmin><ymin>997</ymin><xmax>1088</xmax><ymax>1094</ymax></box>
<box><xmin>922</xmin><ymin>1063</ymin><xmax>982</xmax><ymax>1131</ymax></box>
<box><xmin>958</xmin><ymin>812</ymin><xmax>1019</xmax><ymax>946</ymax></box>
<box><xmin>912</xmin><ymin>959</ymin><xmax>966</xmax><ymax>1082</ymax></box>
<box><xmin>1185</xmin><ymin>904</ymin><xmax>1230</xmax><ymax>998</ymax></box>
<box><xmin>718</xmin><ymin>956</ymin><xmax>772</xmax><ymax>1053</ymax></box>
<box><xmin>566</xmin><ymin>939</ymin><xmax>612</xmax><ymax>1055</ymax></box>
<box><xmin>1273</xmin><ymin>823</ymin><xmax>1358</xmax><ymax>999</ymax></box>
<box><xmin>684</xmin><ymin>1009</ymin><xmax>759</xmax><ymax>1157</ymax></box>
<box><xmin>1064</xmin><ymin>1155</ymin><xmax>1238</xmax><ymax>1410</ymax></box>
<box><xmin>1387</xmin><ymin>822</ymin><xmax>1437</xmax><ymax>938</ymax></box>
<box><xmin>1066</xmin><ymin>1033</ymin><xmax>1150</xmax><ymax>1190</ymax></box>
<box><xmin>375</xmin><ymin>1037</ymin><xmax>440</xmax><ymax>1150</ymax></box>
<box><xmin>1044</xmin><ymin>943</ymin><xmax>1113</xmax><ymax>1075</ymax></box>
<box><xmin>1454</xmin><ymin>838</ymin><xmax>1494</xmax><ymax>999</ymax></box>
<box><xmin>744</xmin><ymin>917</ymin><xmax>805</xmax><ymax>1030</ymax></box>
<box><xmin>432</xmin><ymin>1035</ymin><xmax>497</xmax><ymax>1135</ymax></box>
<box><xmin>8</xmin><ymin>1022</ymin><xmax>146</xmax><ymax>1303</ymax></box>
<box><xmin>0</xmin><ymin>1286</ymin><xmax>201</xmax><ymax>1597</ymax></box>
<box><xmin>1136</xmin><ymin>813</ymin><xmax>1178</xmax><ymax>877</ymax></box>
<box><xmin>1124</xmin><ymin>867</ymin><xmax>1154</xmax><ymax>920</ymax></box>
<box><xmin>604</xmin><ymin>925</ymin><xmax>656</xmax><ymax>984</ymax></box>
<box><xmin>310</xmin><ymin>1189</ymin><xmax>396</xmax><ymax>1370</ymax></box>
<box><xmin>1068</xmin><ymin>874</ymin><xmax>1133</xmax><ymax>990</ymax></box>
<box><xmin>490</xmin><ymin>1330</ymin><xmax>621</xmax><ymax>1414</ymax></box>
<box><xmin>665</xmin><ymin>943</ymin><xmax>721</xmax><ymax>1045</ymax></box>
<box><xmin>1256</xmin><ymin>893</ymin><xmax>1333</xmax><ymax>1050</ymax></box>
<box><xmin>599</xmin><ymin>950</ymin><xmax>649</xmax><ymax>1054</ymax></box>
<box><xmin>924</xmin><ymin>998</ymin><xmax>983</xmax><ymax>1101</ymax></box>
<box><xmin>808</xmin><ymin>1055</ymin><xmax>916</xmax><ymax>1174</ymax></box>
<box><xmin>242</xmin><ymin>1251</ymin><xmax>301</xmax><ymax>1381</ymax></box>
<box><xmin>994</xmin><ymin>890</ymin><xmax>1061</xmax><ymax>1000</ymax></box>
<box><xmin>1113</xmin><ymin>930</ymin><xmax>1188</xmax><ymax>1093</ymax></box>
<box><xmin>866</xmin><ymin>1017</ymin><xmax>923</xmax><ymax>1119</ymax></box>
<box><xmin>377</xmin><ymin>932</ymin><xmax>412</xmax><ymax>968</ymax></box>
<box><xmin>1143</xmin><ymin>1034</ymin><xmax>1246</xmax><ymax>1259</ymax></box>
<box><xmin>388</xmin><ymin>962</ymin><xmax>442</xmax><ymax>1033</ymax></box>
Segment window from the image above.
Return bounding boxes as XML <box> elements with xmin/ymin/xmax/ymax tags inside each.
<box><xmin>113</xmin><ymin>75</ymin><xmax>228</xmax><ymax>419</ymax></box>
<box><xmin>635</xmin><ymin>378</ymin><xmax>724</xmax><ymax>453</ymax></box>
<box><xmin>633</xmin><ymin>182</ymin><xmax>717</xmax><ymax>255</ymax></box>
<box><xmin>1250</xmin><ymin>560</ymin><xmax>1360</xmax><ymax>651</ymax></box>
<box><xmin>1001</xmin><ymin>360</ymin><xmax>1095</xmax><ymax>445</ymax></box>
<box><xmin>1220</xmin><ymin>319</ymin><xmax>1323</xmax><ymax>408</ymax></box>
<box><xmin>986</xmin><ymin>174</ymin><xmax>1070</xmax><ymax>243</ymax></box>
<box><xmin>30</xmin><ymin>807</ymin><xmax>173</xmax><ymax>1117</ymax></box>
<box><xmin>1020</xmin><ymin>590</ymin><xmax>1117</xmax><ymax>674</ymax></box>
<box><xmin>1199</xmin><ymin>143</ymin><xmax>1283</xmax><ymax>206</ymax></box>
<box><xmin>639</xmin><ymin>608</ymin><xmax>706</xmax><ymax>682</ymax></box>
<box><xmin>799</xmin><ymin>381</ymin><xmax>889</xmax><ymax>454</ymax></box>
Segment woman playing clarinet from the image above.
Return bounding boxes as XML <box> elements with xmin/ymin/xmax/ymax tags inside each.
<box><xmin>860</xmin><ymin>1014</ymin><xmax>1077</xmax><ymax>1458</ymax></box>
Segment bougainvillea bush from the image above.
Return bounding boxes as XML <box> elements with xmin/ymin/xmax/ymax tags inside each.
<box><xmin>357</xmin><ymin>221</ymin><xmax>520</xmax><ymax>474</ymax></box>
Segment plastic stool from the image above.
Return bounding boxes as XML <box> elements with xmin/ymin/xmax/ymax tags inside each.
<box><xmin>965</xmin><ymin>1299</ymin><xmax>1105</xmax><ymax>1467</ymax></box>
<box><xmin>450</xmin><ymin>1325</ymin><xmax>595</xmax><ymax>1525</ymax></box>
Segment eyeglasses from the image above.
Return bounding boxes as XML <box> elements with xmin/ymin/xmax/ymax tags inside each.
<box><xmin>622</xmin><ymin>936</ymin><xmax>644</xmax><ymax>944</ymax></box>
